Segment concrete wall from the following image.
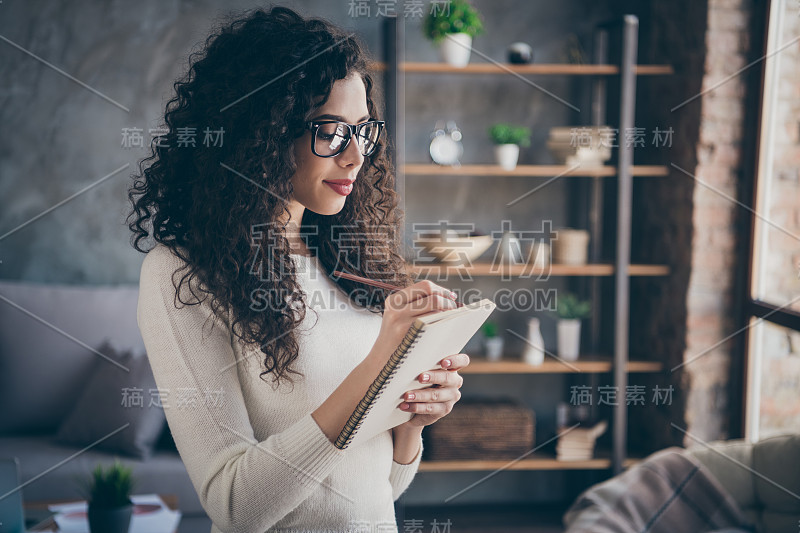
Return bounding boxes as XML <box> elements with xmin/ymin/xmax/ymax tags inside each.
<box><xmin>0</xmin><ymin>0</ymin><xmax>610</xmax><ymax>285</ymax></box>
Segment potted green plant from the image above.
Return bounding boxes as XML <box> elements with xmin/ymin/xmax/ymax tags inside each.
<box><xmin>422</xmin><ymin>0</ymin><xmax>484</xmax><ymax>68</ymax></box>
<box><xmin>488</xmin><ymin>123</ymin><xmax>531</xmax><ymax>171</ymax></box>
<box><xmin>480</xmin><ymin>320</ymin><xmax>503</xmax><ymax>361</ymax></box>
<box><xmin>76</xmin><ymin>459</ymin><xmax>136</xmax><ymax>533</ymax></box>
<box><xmin>554</xmin><ymin>293</ymin><xmax>591</xmax><ymax>361</ymax></box>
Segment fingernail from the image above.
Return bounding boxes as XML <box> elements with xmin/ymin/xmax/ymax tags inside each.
<box><xmin>400</xmin><ymin>403</ymin><xmax>409</xmax><ymax>410</ymax></box>
<box><xmin>442</xmin><ymin>359</ymin><xmax>451</xmax><ymax>368</ymax></box>
<box><xmin>406</xmin><ymin>392</ymin><xmax>415</xmax><ymax>400</ymax></box>
<box><xmin>420</xmin><ymin>373</ymin><xmax>430</xmax><ymax>382</ymax></box>
<box><xmin>448</xmin><ymin>291</ymin><xmax>458</xmax><ymax>300</ymax></box>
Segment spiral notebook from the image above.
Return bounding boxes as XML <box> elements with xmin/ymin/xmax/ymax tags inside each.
<box><xmin>334</xmin><ymin>298</ymin><xmax>497</xmax><ymax>450</ymax></box>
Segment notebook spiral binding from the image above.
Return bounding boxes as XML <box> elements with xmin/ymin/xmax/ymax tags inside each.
<box><xmin>334</xmin><ymin>322</ymin><xmax>426</xmax><ymax>450</ymax></box>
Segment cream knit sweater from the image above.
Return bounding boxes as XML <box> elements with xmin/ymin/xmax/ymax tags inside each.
<box><xmin>136</xmin><ymin>243</ymin><xmax>422</xmax><ymax>533</ymax></box>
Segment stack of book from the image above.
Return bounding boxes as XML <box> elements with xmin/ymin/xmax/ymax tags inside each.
<box><xmin>546</xmin><ymin>126</ymin><xmax>613</xmax><ymax>167</ymax></box>
<box><xmin>556</xmin><ymin>420</ymin><xmax>608</xmax><ymax>461</ymax></box>
<box><xmin>48</xmin><ymin>494</ymin><xmax>181</xmax><ymax>533</ymax></box>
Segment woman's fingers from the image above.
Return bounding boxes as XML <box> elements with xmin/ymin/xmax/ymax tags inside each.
<box><xmin>439</xmin><ymin>353</ymin><xmax>470</xmax><ymax>370</ymax></box>
<box><xmin>399</xmin><ymin>384</ymin><xmax>460</xmax><ymax>413</ymax></box>
<box><xmin>398</xmin><ymin>365</ymin><xmax>467</xmax><ymax>416</ymax></box>
<box><xmin>415</xmin><ymin>368</ymin><xmax>463</xmax><ymax>387</ymax></box>
<box><xmin>410</xmin><ymin>293</ymin><xmax>457</xmax><ymax>317</ymax></box>
<box><xmin>402</xmin><ymin>386</ymin><xmax>462</xmax><ymax>404</ymax></box>
<box><xmin>387</xmin><ymin>280</ymin><xmax>456</xmax><ymax>310</ymax></box>
<box><xmin>400</xmin><ymin>400</ymin><xmax>456</xmax><ymax>414</ymax></box>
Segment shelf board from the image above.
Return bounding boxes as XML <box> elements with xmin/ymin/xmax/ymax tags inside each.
<box><xmin>418</xmin><ymin>454</ymin><xmax>641</xmax><ymax>472</ymax></box>
<box><xmin>460</xmin><ymin>356</ymin><xmax>663</xmax><ymax>374</ymax></box>
<box><xmin>401</xmin><ymin>163</ymin><xmax>669</xmax><ymax>177</ymax></box>
<box><xmin>370</xmin><ymin>61</ymin><xmax>674</xmax><ymax>76</ymax></box>
<box><xmin>406</xmin><ymin>262</ymin><xmax>670</xmax><ymax>277</ymax></box>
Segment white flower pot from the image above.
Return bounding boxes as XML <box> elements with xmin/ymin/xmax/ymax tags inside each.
<box><xmin>439</xmin><ymin>33</ymin><xmax>473</xmax><ymax>68</ymax></box>
<box><xmin>494</xmin><ymin>144</ymin><xmax>520</xmax><ymax>171</ymax></box>
<box><xmin>557</xmin><ymin>319</ymin><xmax>581</xmax><ymax>361</ymax></box>
<box><xmin>484</xmin><ymin>336</ymin><xmax>504</xmax><ymax>361</ymax></box>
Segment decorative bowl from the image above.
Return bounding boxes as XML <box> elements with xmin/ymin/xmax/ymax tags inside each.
<box><xmin>414</xmin><ymin>232</ymin><xmax>493</xmax><ymax>265</ymax></box>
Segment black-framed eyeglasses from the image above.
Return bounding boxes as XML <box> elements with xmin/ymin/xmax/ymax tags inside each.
<box><xmin>305</xmin><ymin>119</ymin><xmax>385</xmax><ymax>158</ymax></box>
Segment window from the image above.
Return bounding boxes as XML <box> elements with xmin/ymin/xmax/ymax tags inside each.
<box><xmin>744</xmin><ymin>0</ymin><xmax>800</xmax><ymax>440</ymax></box>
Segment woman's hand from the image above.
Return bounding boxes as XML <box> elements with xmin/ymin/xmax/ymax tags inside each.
<box><xmin>395</xmin><ymin>352</ymin><xmax>470</xmax><ymax>428</ymax></box>
<box><xmin>368</xmin><ymin>280</ymin><xmax>459</xmax><ymax>366</ymax></box>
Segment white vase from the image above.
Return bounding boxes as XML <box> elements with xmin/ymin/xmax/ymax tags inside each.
<box><xmin>529</xmin><ymin>242</ymin><xmax>550</xmax><ymax>269</ymax></box>
<box><xmin>497</xmin><ymin>230</ymin><xmax>524</xmax><ymax>265</ymax></box>
<box><xmin>522</xmin><ymin>317</ymin><xmax>545</xmax><ymax>366</ymax></box>
<box><xmin>494</xmin><ymin>144</ymin><xmax>520</xmax><ymax>171</ymax></box>
<box><xmin>557</xmin><ymin>319</ymin><xmax>581</xmax><ymax>361</ymax></box>
<box><xmin>439</xmin><ymin>32</ymin><xmax>473</xmax><ymax>67</ymax></box>
<box><xmin>485</xmin><ymin>336</ymin><xmax>504</xmax><ymax>361</ymax></box>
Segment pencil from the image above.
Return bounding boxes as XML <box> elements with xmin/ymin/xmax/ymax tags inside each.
<box><xmin>332</xmin><ymin>270</ymin><xmax>464</xmax><ymax>308</ymax></box>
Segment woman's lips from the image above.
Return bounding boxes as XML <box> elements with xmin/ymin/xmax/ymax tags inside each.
<box><xmin>323</xmin><ymin>180</ymin><xmax>353</xmax><ymax>196</ymax></box>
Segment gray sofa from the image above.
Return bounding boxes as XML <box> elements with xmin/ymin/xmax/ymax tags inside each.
<box><xmin>563</xmin><ymin>434</ymin><xmax>800</xmax><ymax>533</ymax></box>
<box><xmin>0</xmin><ymin>279</ymin><xmax>206</xmax><ymax>521</ymax></box>
<box><xmin>686</xmin><ymin>434</ymin><xmax>800</xmax><ymax>533</ymax></box>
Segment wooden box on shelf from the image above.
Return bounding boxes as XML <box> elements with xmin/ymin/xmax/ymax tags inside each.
<box><xmin>425</xmin><ymin>398</ymin><xmax>535</xmax><ymax>460</ymax></box>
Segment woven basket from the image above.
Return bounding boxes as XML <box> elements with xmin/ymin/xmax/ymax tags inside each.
<box><xmin>552</xmin><ymin>228</ymin><xmax>590</xmax><ymax>265</ymax></box>
<box><xmin>425</xmin><ymin>398</ymin><xmax>535</xmax><ymax>460</ymax></box>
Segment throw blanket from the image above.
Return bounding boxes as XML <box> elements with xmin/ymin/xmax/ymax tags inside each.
<box><xmin>563</xmin><ymin>447</ymin><xmax>758</xmax><ymax>533</ymax></box>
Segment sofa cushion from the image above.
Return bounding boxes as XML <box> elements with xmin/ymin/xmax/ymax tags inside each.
<box><xmin>686</xmin><ymin>440</ymin><xmax>756</xmax><ymax>519</ymax></box>
<box><xmin>688</xmin><ymin>434</ymin><xmax>800</xmax><ymax>533</ymax></box>
<box><xmin>752</xmin><ymin>434</ymin><xmax>800</xmax><ymax>533</ymax></box>
<box><xmin>0</xmin><ymin>280</ymin><xmax>143</xmax><ymax>434</ymax></box>
<box><xmin>54</xmin><ymin>340</ymin><xmax>165</xmax><ymax>460</ymax></box>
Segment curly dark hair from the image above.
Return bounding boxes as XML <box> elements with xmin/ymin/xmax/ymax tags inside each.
<box><xmin>126</xmin><ymin>4</ymin><xmax>414</xmax><ymax>389</ymax></box>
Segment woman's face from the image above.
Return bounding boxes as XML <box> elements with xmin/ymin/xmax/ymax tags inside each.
<box><xmin>288</xmin><ymin>73</ymin><xmax>369</xmax><ymax>221</ymax></box>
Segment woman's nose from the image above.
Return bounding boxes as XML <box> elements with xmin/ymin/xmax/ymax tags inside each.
<box><xmin>337</xmin><ymin>135</ymin><xmax>364</xmax><ymax>167</ymax></box>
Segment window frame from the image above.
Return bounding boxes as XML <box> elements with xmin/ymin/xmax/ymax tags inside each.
<box><xmin>740</xmin><ymin>0</ymin><xmax>800</xmax><ymax>441</ymax></box>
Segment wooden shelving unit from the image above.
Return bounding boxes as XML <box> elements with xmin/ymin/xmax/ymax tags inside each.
<box><xmin>459</xmin><ymin>356</ymin><xmax>663</xmax><ymax>374</ymax></box>
<box><xmin>381</xmin><ymin>15</ymin><xmax>670</xmax><ymax>484</ymax></box>
<box><xmin>419</xmin><ymin>454</ymin><xmax>642</xmax><ymax>472</ymax></box>
<box><xmin>405</xmin><ymin>262</ymin><xmax>669</xmax><ymax>277</ymax></box>
<box><xmin>370</xmin><ymin>61</ymin><xmax>674</xmax><ymax>76</ymax></box>
<box><xmin>401</xmin><ymin>163</ymin><xmax>669</xmax><ymax>177</ymax></box>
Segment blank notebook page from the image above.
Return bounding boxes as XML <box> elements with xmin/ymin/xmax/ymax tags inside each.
<box><xmin>341</xmin><ymin>298</ymin><xmax>496</xmax><ymax>450</ymax></box>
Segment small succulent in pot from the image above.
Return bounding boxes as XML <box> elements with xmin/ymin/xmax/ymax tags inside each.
<box><xmin>76</xmin><ymin>458</ymin><xmax>136</xmax><ymax>533</ymax></box>
<box><xmin>488</xmin><ymin>123</ymin><xmax>531</xmax><ymax>171</ymax></box>
<box><xmin>481</xmin><ymin>321</ymin><xmax>504</xmax><ymax>361</ymax></box>
<box><xmin>556</xmin><ymin>293</ymin><xmax>592</xmax><ymax>320</ymax></box>
<box><xmin>553</xmin><ymin>293</ymin><xmax>591</xmax><ymax>362</ymax></box>
<box><xmin>481</xmin><ymin>320</ymin><xmax>498</xmax><ymax>339</ymax></box>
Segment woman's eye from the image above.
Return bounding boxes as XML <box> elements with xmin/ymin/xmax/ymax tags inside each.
<box><xmin>319</xmin><ymin>134</ymin><xmax>335</xmax><ymax>141</ymax></box>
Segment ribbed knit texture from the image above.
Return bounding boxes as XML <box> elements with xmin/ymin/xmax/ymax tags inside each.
<box><xmin>137</xmin><ymin>244</ymin><xmax>422</xmax><ymax>533</ymax></box>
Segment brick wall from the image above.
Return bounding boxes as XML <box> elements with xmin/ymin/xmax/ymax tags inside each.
<box><xmin>627</xmin><ymin>0</ymin><xmax>762</xmax><ymax>451</ymax></box>
<box><xmin>682</xmin><ymin>0</ymin><xmax>754</xmax><ymax>444</ymax></box>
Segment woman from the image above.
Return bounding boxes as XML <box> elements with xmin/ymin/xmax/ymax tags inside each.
<box><xmin>127</xmin><ymin>5</ymin><xmax>470</xmax><ymax>532</ymax></box>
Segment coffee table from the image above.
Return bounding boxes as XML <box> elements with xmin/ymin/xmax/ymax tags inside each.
<box><xmin>24</xmin><ymin>494</ymin><xmax>179</xmax><ymax>532</ymax></box>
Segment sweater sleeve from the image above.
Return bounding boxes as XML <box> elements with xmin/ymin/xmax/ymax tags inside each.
<box><xmin>136</xmin><ymin>246</ymin><xmax>348</xmax><ymax>533</ymax></box>
<box><xmin>388</xmin><ymin>431</ymin><xmax>423</xmax><ymax>501</ymax></box>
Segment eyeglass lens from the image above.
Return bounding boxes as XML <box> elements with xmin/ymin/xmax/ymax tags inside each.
<box><xmin>314</xmin><ymin>122</ymin><xmax>381</xmax><ymax>156</ymax></box>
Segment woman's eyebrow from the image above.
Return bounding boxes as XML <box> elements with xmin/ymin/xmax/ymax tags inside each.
<box><xmin>311</xmin><ymin>113</ymin><xmax>371</xmax><ymax>122</ymax></box>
